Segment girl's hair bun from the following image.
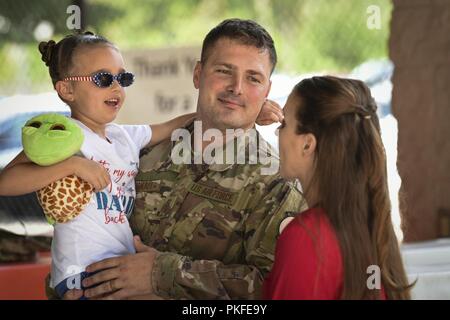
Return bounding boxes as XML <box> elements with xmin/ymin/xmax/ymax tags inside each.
<box><xmin>38</xmin><ymin>40</ymin><xmax>56</xmax><ymax>66</ymax></box>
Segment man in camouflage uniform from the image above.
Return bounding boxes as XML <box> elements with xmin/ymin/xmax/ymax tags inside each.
<box><xmin>66</xmin><ymin>18</ymin><xmax>305</xmax><ymax>300</ymax></box>
<box><xmin>129</xmin><ymin>121</ymin><xmax>304</xmax><ymax>299</ymax></box>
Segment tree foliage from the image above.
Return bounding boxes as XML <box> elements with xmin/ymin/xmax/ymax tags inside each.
<box><xmin>0</xmin><ymin>0</ymin><xmax>391</xmax><ymax>94</ymax></box>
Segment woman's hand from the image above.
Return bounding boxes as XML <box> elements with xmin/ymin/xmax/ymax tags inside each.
<box><xmin>256</xmin><ymin>99</ymin><xmax>284</xmax><ymax>126</ymax></box>
<box><xmin>70</xmin><ymin>156</ymin><xmax>111</xmax><ymax>191</ymax></box>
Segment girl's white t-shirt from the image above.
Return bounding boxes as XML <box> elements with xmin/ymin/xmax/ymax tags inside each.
<box><xmin>50</xmin><ymin>119</ymin><xmax>152</xmax><ymax>288</ymax></box>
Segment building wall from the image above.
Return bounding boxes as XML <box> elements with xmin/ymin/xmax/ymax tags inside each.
<box><xmin>389</xmin><ymin>0</ymin><xmax>450</xmax><ymax>241</ymax></box>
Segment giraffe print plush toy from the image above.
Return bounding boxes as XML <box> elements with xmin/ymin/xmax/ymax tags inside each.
<box><xmin>22</xmin><ymin>113</ymin><xmax>93</xmax><ymax>224</ymax></box>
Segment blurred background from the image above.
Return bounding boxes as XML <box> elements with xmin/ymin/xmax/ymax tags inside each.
<box><xmin>0</xmin><ymin>0</ymin><xmax>391</xmax><ymax>94</ymax></box>
<box><xmin>0</xmin><ymin>0</ymin><xmax>449</xmax><ymax>299</ymax></box>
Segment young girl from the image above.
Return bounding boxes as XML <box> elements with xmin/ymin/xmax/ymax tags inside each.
<box><xmin>0</xmin><ymin>32</ymin><xmax>282</xmax><ymax>299</ymax></box>
<box><xmin>263</xmin><ymin>76</ymin><xmax>413</xmax><ymax>299</ymax></box>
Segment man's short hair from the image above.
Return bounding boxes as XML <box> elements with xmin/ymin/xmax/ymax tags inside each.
<box><xmin>200</xmin><ymin>18</ymin><xmax>277</xmax><ymax>73</ymax></box>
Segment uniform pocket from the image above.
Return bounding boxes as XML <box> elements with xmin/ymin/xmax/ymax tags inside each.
<box><xmin>169</xmin><ymin>189</ymin><xmax>244</xmax><ymax>262</ymax></box>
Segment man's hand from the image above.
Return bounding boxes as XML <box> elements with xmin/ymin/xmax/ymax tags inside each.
<box><xmin>256</xmin><ymin>99</ymin><xmax>284</xmax><ymax>126</ymax></box>
<box><xmin>80</xmin><ymin>236</ymin><xmax>157</xmax><ymax>300</ymax></box>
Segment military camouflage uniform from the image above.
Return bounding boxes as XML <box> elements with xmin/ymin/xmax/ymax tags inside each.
<box><xmin>131</xmin><ymin>120</ymin><xmax>306</xmax><ymax>299</ymax></box>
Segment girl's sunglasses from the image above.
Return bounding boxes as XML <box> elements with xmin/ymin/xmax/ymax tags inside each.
<box><xmin>63</xmin><ymin>72</ymin><xmax>135</xmax><ymax>88</ymax></box>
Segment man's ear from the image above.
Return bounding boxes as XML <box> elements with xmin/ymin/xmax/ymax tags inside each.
<box><xmin>193</xmin><ymin>61</ymin><xmax>202</xmax><ymax>89</ymax></box>
<box><xmin>55</xmin><ymin>81</ymin><xmax>75</xmax><ymax>102</ymax></box>
<box><xmin>303</xmin><ymin>133</ymin><xmax>317</xmax><ymax>156</ymax></box>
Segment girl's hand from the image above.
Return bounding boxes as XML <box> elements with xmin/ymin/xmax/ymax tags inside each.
<box><xmin>70</xmin><ymin>156</ymin><xmax>111</xmax><ymax>191</ymax></box>
<box><xmin>256</xmin><ymin>99</ymin><xmax>284</xmax><ymax>126</ymax></box>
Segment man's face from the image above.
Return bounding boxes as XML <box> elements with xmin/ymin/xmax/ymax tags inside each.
<box><xmin>193</xmin><ymin>38</ymin><xmax>272</xmax><ymax>131</ymax></box>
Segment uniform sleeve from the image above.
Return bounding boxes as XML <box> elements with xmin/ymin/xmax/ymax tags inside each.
<box><xmin>121</xmin><ymin>124</ymin><xmax>152</xmax><ymax>150</ymax></box>
<box><xmin>151</xmin><ymin>181</ymin><xmax>305</xmax><ymax>300</ymax></box>
<box><xmin>263</xmin><ymin>211</ymin><xmax>343</xmax><ymax>300</ymax></box>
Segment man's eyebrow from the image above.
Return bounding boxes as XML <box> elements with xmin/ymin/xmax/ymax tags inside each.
<box><xmin>247</xmin><ymin>69</ymin><xmax>264</xmax><ymax>78</ymax></box>
<box><xmin>213</xmin><ymin>63</ymin><xmax>266</xmax><ymax>79</ymax></box>
<box><xmin>213</xmin><ymin>63</ymin><xmax>233</xmax><ymax>69</ymax></box>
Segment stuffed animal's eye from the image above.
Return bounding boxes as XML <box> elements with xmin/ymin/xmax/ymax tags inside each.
<box><xmin>50</xmin><ymin>124</ymin><xmax>65</xmax><ymax>130</ymax></box>
<box><xmin>28</xmin><ymin>121</ymin><xmax>42</xmax><ymax>128</ymax></box>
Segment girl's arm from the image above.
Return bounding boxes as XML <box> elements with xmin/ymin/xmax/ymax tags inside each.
<box><xmin>148</xmin><ymin>112</ymin><xmax>196</xmax><ymax>147</ymax></box>
<box><xmin>0</xmin><ymin>151</ymin><xmax>110</xmax><ymax>196</ymax></box>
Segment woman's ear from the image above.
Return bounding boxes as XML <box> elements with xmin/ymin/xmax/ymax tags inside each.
<box><xmin>303</xmin><ymin>133</ymin><xmax>317</xmax><ymax>156</ymax></box>
<box><xmin>55</xmin><ymin>80</ymin><xmax>75</xmax><ymax>102</ymax></box>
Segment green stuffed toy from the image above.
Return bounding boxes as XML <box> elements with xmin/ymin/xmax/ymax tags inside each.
<box><xmin>22</xmin><ymin>113</ymin><xmax>93</xmax><ymax>224</ymax></box>
<box><xmin>22</xmin><ymin>113</ymin><xmax>84</xmax><ymax>166</ymax></box>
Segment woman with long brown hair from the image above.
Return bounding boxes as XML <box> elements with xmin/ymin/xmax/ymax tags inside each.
<box><xmin>263</xmin><ymin>76</ymin><xmax>413</xmax><ymax>299</ymax></box>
